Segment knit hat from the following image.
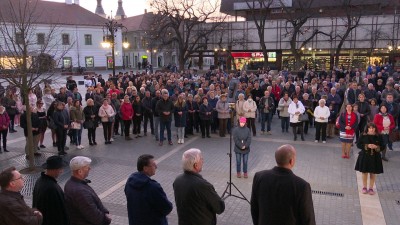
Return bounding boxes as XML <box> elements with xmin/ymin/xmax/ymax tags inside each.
<box><xmin>239</xmin><ymin>117</ymin><xmax>246</xmax><ymax>123</ymax></box>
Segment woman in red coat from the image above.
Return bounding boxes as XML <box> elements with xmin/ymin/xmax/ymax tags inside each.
<box><xmin>373</xmin><ymin>104</ymin><xmax>395</xmax><ymax>161</ymax></box>
<box><xmin>120</xmin><ymin>95</ymin><xmax>134</xmax><ymax>140</ymax></box>
<box><xmin>0</xmin><ymin>105</ymin><xmax>10</xmax><ymax>153</ymax></box>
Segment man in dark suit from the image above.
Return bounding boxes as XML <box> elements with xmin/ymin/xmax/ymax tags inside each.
<box><xmin>250</xmin><ymin>144</ymin><xmax>316</xmax><ymax>225</ymax></box>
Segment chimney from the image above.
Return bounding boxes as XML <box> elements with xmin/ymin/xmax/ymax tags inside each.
<box><xmin>95</xmin><ymin>0</ymin><xmax>106</xmax><ymax>18</ymax></box>
<box><xmin>74</xmin><ymin>0</ymin><xmax>80</xmax><ymax>5</ymax></box>
<box><xmin>65</xmin><ymin>0</ymin><xmax>72</xmax><ymax>5</ymax></box>
<box><xmin>115</xmin><ymin>0</ymin><xmax>126</xmax><ymax>20</ymax></box>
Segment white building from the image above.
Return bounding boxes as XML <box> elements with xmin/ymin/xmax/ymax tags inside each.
<box><xmin>0</xmin><ymin>0</ymin><xmax>125</xmax><ymax>72</ymax></box>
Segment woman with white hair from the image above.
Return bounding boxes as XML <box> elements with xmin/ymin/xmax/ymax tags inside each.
<box><xmin>288</xmin><ymin>95</ymin><xmax>305</xmax><ymax>141</ymax></box>
<box><xmin>313</xmin><ymin>99</ymin><xmax>330</xmax><ymax>143</ymax></box>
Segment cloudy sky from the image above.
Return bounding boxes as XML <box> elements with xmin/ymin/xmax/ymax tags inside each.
<box><xmin>47</xmin><ymin>0</ymin><xmax>150</xmax><ymax>17</ymax></box>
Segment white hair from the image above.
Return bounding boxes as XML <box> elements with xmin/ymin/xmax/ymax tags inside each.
<box><xmin>319</xmin><ymin>99</ymin><xmax>326</xmax><ymax>105</ymax></box>
<box><xmin>182</xmin><ymin>148</ymin><xmax>202</xmax><ymax>172</ymax></box>
<box><xmin>70</xmin><ymin>156</ymin><xmax>92</xmax><ymax>171</ymax></box>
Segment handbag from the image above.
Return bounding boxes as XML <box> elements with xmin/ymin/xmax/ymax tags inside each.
<box><xmin>108</xmin><ymin>116</ymin><xmax>115</xmax><ymax>123</ymax></box>
<box><xmin>83</xmin><ymin>120</ymin><xmax>94</xmax><ymax>129</ymax></box>
<box><xmin>389</xmin><ymin>129</ymin><xmax>400</xmax><ymax>142</ymax></box>
<box><xmin>70</xmin><ymin>122</ymin><xmax>81</xmax><ymax>129</ymax></box>
<box><xmin>48</xmin><ymin>118</ymin><xmax>57</xmax><ymax>129</ymax></box>
<box><xmin>300</xmin><ymin>113</ymin><xmax>309</xmax><ymax>122</ymax></box>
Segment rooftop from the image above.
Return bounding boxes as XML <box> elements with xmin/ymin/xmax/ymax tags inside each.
<box><xmin>0</xmin><ymin>0</ymin><xmax>108</xmax><ymax>27</ymax></box>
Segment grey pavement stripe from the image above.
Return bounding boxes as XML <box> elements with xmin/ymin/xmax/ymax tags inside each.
<box><xmin>353</xmin><ymin>152</ymin><xmax>386</xmax><ymax>225</ymax></box>
<box><xmin>98</xmin><ymin>136</ymin><xmax>199</xmax><ymax>199</ymax></box>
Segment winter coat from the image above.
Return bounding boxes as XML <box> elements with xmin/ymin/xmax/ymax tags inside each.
<box><xmin>288</xmin><ymin>101</ymin><xmax>306</xmax><ymax>123</ymax></box>
<box><xmin>0</xmin><ymin>190</ymin><xmax>43</xmax><ymax>225</ymax></box>
<box><xmin>70</xmin><ymin>106</ymin><xmax>84</xmax><ymax>123</ymax></box>
<box><xmin>233</xmin><ymin>125</ymin><xmax>252</xmax><ymax>154</ymax></box>
<box><xmin>174</xmin><ymin>103</ymin><xmax>188</xmax><ymax>127</ymax></box>
<box><xmin>21</xmin><ymin>112</ymin><xmax>40</xmax><ymax>136</ymax></box>
<box><xmin>2</xmin><ymin>97</ymin><xmax>17</xmax><ymax>116</ymax></box>
<box><xmin>83</xmin><ymin>106</ymin><xmax>98</xmax><ymax>126</ymax></box>
<box><xmin>0</xmin><ymin>108</ymin><xmax>10</xmax><ymax>131</ymax></box>
<box><xmin>98</xmin><ymin>105</ymin><xmax>115</xmax><ymax>123</ymax></box>
<box><xmin>156</xmin><ymin>98</ymin><xmax>174</xmax><ymax>122</ymax></box>
<box><xmin>313</xmin><ymin>105</ymin><xmax>330</xmax><ymax>123</ymax></box>
<box><xmin>53</xmin><ymin>109</ymin><xmax>70</xmax><ymax>130</ymax></box>
<box><xmin>173</xmin><ymin>171</ymin><xmax>225</xmax><ymax>225</ymax></box>
<box><xmin>243</xmin><ymin>99</ymin><xmax>257</xmax><ymax>118</ymax></box>
<box><xmin>216</xmin><ymin>99</ymin><xmax>230</xmax><ymax>119</ymax></box>
<box><xmin>124</xmin><ymin>172</ymin><xmax>173</xmax><ymax>225</ymax></box>
<box><xmin>278</xmin><ymin>98</ymin><xmax>292</xmax><ymax>117</ymax></box>
<box><xmin>32</xmin><ymin>173</ymin><xmax>69</xmax><ymax>225</ymax></box>
<box><xmin>64</xmin><ymin>177</ymin><xmax>111</xmax><ymax>225</ymax></box>
<box><xmin>199</xmin><ymin>103</ymin><xmax>213</xmax><ymax>121</ymax></box>
<box><xmin>120</xmin><ymin>102</ymin><xmax>134</xmax><ymax>121</ymax></box>
<box><xmin>235</xmin><ymin>100</ymin><xmax>246</xmax><ymax>117</ymax></box>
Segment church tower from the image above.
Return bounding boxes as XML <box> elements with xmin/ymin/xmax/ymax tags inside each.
<box><xmin>115</xmin><ymin>0</ymin><xmax>126</xmax><ymax>19</ymax></box>
<box><xmin>95</xmin><ymin>0</ymin><xmax>106</xmax><ymax>18</ymax></box>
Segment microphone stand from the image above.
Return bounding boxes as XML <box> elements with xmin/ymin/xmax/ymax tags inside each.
<box><xmin>221</xmin><ymin>105</ymin><xmax>250</xmax><ymax>204</ymax></box>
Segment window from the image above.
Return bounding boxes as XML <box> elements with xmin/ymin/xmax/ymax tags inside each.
<box><xmin>63</xmin><ymin>57</ymin><xmax>72</xmax><ymax>69</ymax></box>
<box><xmin>84</xmin><ymin>34</ymin><xmax>92</xmax><ymax>45</ymax></box>
<box><xmin>62</xmin><ymin>34</ymin><xmax>70</xmax><ymax>45</ymax></box>
<box><xmin>37</xmin><ymin>33</ymin><xmax>45</xmax><ymax>45</ymax></box>
<box><xmin>15</xmin><ymin>32</ymin><xmax>24</xmax><ymax>44</ymax></box>
<box><xmin>85</xmin><ymin>56</ymin><xmax>94</xmax><ymax>68</ymax></box>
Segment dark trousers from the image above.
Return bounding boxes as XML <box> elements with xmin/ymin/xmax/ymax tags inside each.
<box><xmin>186</xmin><ymin>113</ymin><xmax>195</xmax><ymax>135</ymax></box>
<box><xmin>315</xmin><ymin>122</ymin><xmax>327</xmax><ymax>141</ymax></box>
<box><xmin>123</xmin><ymin>120</ymin><xmax>131</xmax><ymax>137</ymax></box>
<box><xmin>8</xmin><ymin>114</ymin><xmax>15</xmax><ymax>131</ymax></box>
<box><xmin>159</xmin><ymin>120</ymin><xmax>172</xmax><ymax>141</ymax></box>
<box><xmin>87</xmin><ymin>128</ymin><xmax>96</xmax><ymax>144</ymax></box>
<box><xmin>292</xmin><ymin>123</ymin><xmax>304</xmax><ymax>139</ymax></box>
<box><xmin>281</xmin><ymin>117</ymin><xmax>289</xmax><ymax>131</ymax></box>
<box><xmin>102</xmin><ymin>122</ymin><xmax>112</xmax><ymax>142</ymax></box>
<box><xmin>200</xmin><ymin>119</ymin><xmax>211</xmax><ymax>137</ymax></box>
<box><xmin>0</xmin><ymin>130</ymin><xmax>8</xmax><ymax>150</ymax></box>
<box><xmin>114</xmin><ymin>115</ymin><xmax>120</xmax><ymax>134</ymax></box>
<box><xmin>211</xmin><ymin>111</ymin><xmax>218</xmax><ymax>132</ymax></box>
<box><xmin>194</xmin><ymin>113</ymin><xmax>200</xmax><ymax>132</ymax></box>
<box><xmin>143</xmin><ymin>112</ymin><xmax>154</xmax><ymax>134</ymax></box>
<box><xmin>132</xmin><ymin>116</ymin><xmax>141</xmax><ymax>134</ymax></box>
<box><xmin>56</xmin><ymin>128</ymin><xmax>67</xmax><ymax>153</ymax></box>
<box><xmin>219</xmin><ymin>118</ymin><xmax>228</xmax><ymax>136</ymax></box>
<box><xmin>246</xmin><ymin>118</ymin><xmax>256</xmax><ymax>136</ymax></box>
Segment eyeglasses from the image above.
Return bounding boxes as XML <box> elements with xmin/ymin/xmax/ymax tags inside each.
<box><xmin>12</xmin><ymin>176</ymin><xmax>23</xmax><ymax>181</ymax></box>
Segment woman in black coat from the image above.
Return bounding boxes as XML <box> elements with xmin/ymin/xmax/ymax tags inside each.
<box><xmin>132</xmin><ymin>95</ymin><xmax>143</xmax><ymax>137</ymax></box>
<box><xmin>355</xmin><ymin>123</ymin><xmax>384</xmax><ymax>195</ymax></box>
<box><xmin>199</xmin><ymin>97</ymin><xmax>213</xmax><ymax>138</ymax></box>
<box><xmin>83</xmin><ymin>99</ymin><xmax>99</xmax><ymax>145</ymax></box>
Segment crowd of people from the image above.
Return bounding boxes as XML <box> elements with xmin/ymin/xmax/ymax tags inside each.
<box><xmin>1</xmin><ymin>63</ymin><xmax>399</xmax><ymax>224</ymax></box>
<box><xmin>0</xmin><ymin>66</ymin><xmax>398</xmax><ymax>161</ymax></box>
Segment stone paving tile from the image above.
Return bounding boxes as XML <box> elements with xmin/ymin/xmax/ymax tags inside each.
<box><xmin>4</xmin><ymin>113</ymin><xmax>400</xmax><ymax>225</ymax></box>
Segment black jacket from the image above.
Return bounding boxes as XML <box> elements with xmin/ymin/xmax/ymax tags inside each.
<box><xmin>173</xmin><ymin>171</ymin><xmax>225</xmax><ymax>225</ymax></box>
<box><xmin>258</xmin><ymin>96</ymin><xmax>275</xmax><ymax>112</ymax></box>
<box><xmin>32</xmin><ymin>173</ymin><xmax>69</xmax><ymax>225</ymax></box>
<box><xmin>124</xmin><ymin>172</ymin><xmax>173</xmax><ymax>225</ymax></box>
<box><xmin>52</xmin><ymin>109</ymin><xmax>70</xmax><ymax>129</ymax></box>
<box><xmin>20</xmin><ymin>112</ymin><xmax>40</xmax><ymax>136</ymax></box>
<box><xmin>155</xmin><ymin>98</ymin><xmax>174</xmax><ymax>122</ymax></box>
<box><xmin>0</xmin><ymin>190</ymin><xmax>42</xmax><ymax>225</ymax></box>
<box><xmin>251</xmin><ymin>167</ymin><xmax>316</xmax><ymax>225</ymax></box>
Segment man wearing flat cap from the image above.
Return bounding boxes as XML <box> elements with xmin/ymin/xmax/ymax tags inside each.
<box><xmin>64</xmin><ymin>156</ymin><xmax>111</xmax><ymax>225</ymax></box>
<box><xmin>32</xmin><ymin>155</ymin><xmax>69</xmax><ymax>225</ymax></box>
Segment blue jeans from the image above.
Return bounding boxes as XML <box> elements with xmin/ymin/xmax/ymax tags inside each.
<box><xmin>73</xmin><ymin>127</ymin><xmax>83</xmax><ymax>145</ymax></box>
<box><xmin>154</xmin><ymin>117</ymin><xmax>160</xmax><ymax>140</ymax></box>
<box><xmin>236</xmin><ymin>153</ymin><xmax>249</xmax><ymax>173</ymax></box>
<box><xmin>382</xmin><ymin>134</ymin><xmax>392</xmax><ymax>149</ymax></box>
<box><xmin>261</xmin><ymin>112</ymin><xmax>272</xmax><ymax>132</ymax></box>
<box><xmin>281</xmin><ymin>117</ymin><xmax>289</xmax><ymax>131</ymax></box>
<box><xmin>159</xmin><ymin>120</ymin><xmax>171</xmax><ymax>142</ymax></box>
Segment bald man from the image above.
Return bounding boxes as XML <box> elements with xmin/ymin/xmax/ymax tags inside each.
<box><xmin>250</xmin><ymin>145</ymin><xmax>315</xmax><ymax>225</ymax></box>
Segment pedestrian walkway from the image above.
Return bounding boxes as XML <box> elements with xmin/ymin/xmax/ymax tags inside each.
<box><xmin>1</xmin><ymin>116</ymin><xmax>399</xmax><ymax>225</ymax></box>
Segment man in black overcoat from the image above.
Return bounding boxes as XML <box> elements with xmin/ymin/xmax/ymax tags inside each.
<box><xmin>250</xmin><ymin>144</ymin><xmax>316</xmax><ymax>225</ymax></box>
<box><xmin>32</xmin><ymin>156</ymin><xmax>69</xmax><ymax>225</ymax></box>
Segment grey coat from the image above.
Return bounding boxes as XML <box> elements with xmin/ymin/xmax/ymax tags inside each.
<box><xmin>233</xmin><ymin>125</ymin><xmax>252</xmax><ymax>154</ymax></box>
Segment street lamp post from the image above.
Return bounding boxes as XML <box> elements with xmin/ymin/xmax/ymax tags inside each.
<box><xmin>146</xmin><ymin>49</ymin><xmax>157</xmax><ymax>67</ymax></box>
<box><xmin>101</xmin><ymin>17</ymin><xmax>129</xmax><ymax>76</ymax></box>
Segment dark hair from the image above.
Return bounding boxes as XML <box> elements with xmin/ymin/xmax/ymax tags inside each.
<box><xmin>0</xmin><ymin>167</ymin><xmax>16</xmax><ymax>189</ymax></box>
<box><xmin>137</xmin><ymin>154</ymin><xmax>154</xmax><ymax>172</ymax></box>
<box><xmin>363</xmin><ymin>122</ymin><xmax>378</xmax><ymax>135</ymax></box>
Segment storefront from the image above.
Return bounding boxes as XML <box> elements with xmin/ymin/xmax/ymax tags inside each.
<box><xmin>231</xmin><ymin>51</ymin><xmax>280</xmax><ymax>70</ymax></box>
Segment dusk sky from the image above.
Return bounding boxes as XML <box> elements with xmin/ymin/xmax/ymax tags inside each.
<box><xmin>47</xmin><ymin>0</ymin><xmax>150</xmax><ymax>17</ymax></box>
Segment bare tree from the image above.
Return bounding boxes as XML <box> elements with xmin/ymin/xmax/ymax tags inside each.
<box><xmin>330</xmin><ymin>0</ymin><xmax>366</xmax><ymax>67</ymax></box>
<box><xmin>280</xmin><ymin>0</ymin><xmax>331</xmax><ymax>70</ymax></box>
<box><xmin>149</xmin><ymin>0</ymin><xmax>226</xmax><ymax>70</ymax></box>
<box><xmin>245</xmin><ymin>0</ymin><xmax>274</xmax><ymax>69</ymax></box>
<box><xmin>0</xmin><ymin>0</ymin><xmax>72</xmax><ymax>170</ymax></box>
